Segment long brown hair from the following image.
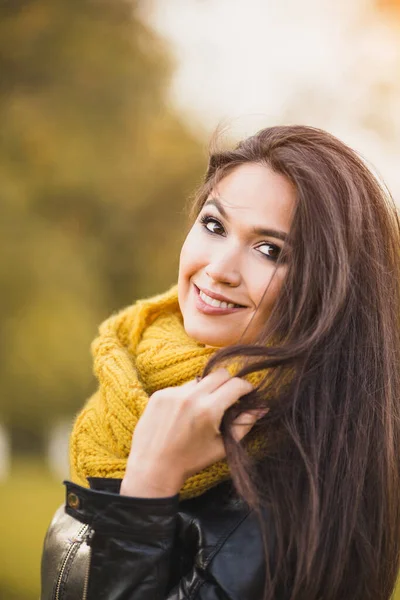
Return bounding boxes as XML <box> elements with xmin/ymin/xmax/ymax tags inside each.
<box><xmin>192</xmin><ymin>126</ymin><xmax>400</xmax><ymax>600</ymax></box>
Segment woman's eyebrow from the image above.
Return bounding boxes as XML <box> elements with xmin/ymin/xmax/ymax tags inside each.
<box><xmin>204</xmin><ymin>197</ymin><xmax>229</xmax><ymax>218</ymax></box>
<box><xmin>203</xmin><ymin>197</ymin><xmax>288</xmax><ymax>242</ymax></box>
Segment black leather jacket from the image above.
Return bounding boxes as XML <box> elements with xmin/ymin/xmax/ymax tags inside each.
<box><xmin>41</xmin><ymin>476</ymin><xmax>275</xmax><ymax>600</ymax></box>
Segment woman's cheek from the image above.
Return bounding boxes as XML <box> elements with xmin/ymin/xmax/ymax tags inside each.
<box><xmin>179</xmin><ymin>229</ymin><xmax>206</xmax><ymax>280</ymax></box>
<box><xmin>267</xmin><ymin>266</ymin><xmax>287</xmax><ymax>307</ymax></box>
<box><xmin>254</xmin><ymin>265</ymin><xmax>286</xmax><ymax>313</ymax></box>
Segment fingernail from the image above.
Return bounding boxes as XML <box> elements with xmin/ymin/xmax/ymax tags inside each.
<box><xmin>256</xmin><ymin>409</ymin><xmax>269</xmax><ymax>419</ymax></box>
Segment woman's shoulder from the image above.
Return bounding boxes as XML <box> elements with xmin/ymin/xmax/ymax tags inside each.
<box><xmin>41</xmin><ymin>503</ymin><xmax>91</xmax><ymax>600</ymax></box>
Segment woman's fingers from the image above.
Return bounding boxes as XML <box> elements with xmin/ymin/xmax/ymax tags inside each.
<box><xmin>210</xmin><ymin>375</ymin><xmax>254</xmax><ymax>413</ymax></box>
<box><xmin>178</xmin><ymin>371</ymin><xmax>254</xmax><ymax>438</ymax></box>
<box><xmin>201</xmin><ymin>376</ymin><xmax>254</xmax><ymax>434</ymax></box>
<box><xmin>194</xmin><ymin>368</ymin><xmax>232</xmax><ymax>393</ymax></box>
<box><xmin>231</xmin><ymin>409</ymin><xmax>269</xmax><ymax>442</ymax></box>
<box><xmin>169</xmin><ymin>370</ymin><xmax>259</xmax><ymax>440</ymax></box>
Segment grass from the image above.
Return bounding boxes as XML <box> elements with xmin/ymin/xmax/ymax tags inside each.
<box><xmin>0</xmin><ymin>457</ymin><xmax>63</xmax><ymax>600</ymax></box>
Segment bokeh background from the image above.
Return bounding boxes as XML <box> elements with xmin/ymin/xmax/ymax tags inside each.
<box><xmin>1</xmin><ymin>1</ymin><xmax>399</xmax><ymax>598</ymax></box>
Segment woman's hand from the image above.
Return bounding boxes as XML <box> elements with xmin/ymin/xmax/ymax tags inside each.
<box><xmin>120</xmin><ymin>369</ymin><xmax>265</xmax><ymax>498</ymax></box>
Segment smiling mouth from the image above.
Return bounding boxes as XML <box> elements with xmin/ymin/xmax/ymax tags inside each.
<box><xmin>194</xmin><ymin>284</ymin><xmax>246</xmax><ymax>311</ymax></box>
<box><xmin>198</xmin><ymin>289</ymin><xmax>242</xmax><ymax>309</ymax></box>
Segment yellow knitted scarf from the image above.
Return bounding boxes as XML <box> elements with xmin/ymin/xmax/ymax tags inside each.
<box><xmin>70</xmin><ymin>284</ymin><xmax>266</xmax><ymax>500</ymax></box>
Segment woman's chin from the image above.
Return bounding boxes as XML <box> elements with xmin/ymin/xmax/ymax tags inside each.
<box><xmin>183</xmin><ymin>322</ymin><xmax>229</xmax><ymax>348</ymax></box>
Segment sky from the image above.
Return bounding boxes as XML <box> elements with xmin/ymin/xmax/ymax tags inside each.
<box><xmin>141</xmin><ymin>0</ymin><xmax>400</xmax><ymax>199</ymax></box>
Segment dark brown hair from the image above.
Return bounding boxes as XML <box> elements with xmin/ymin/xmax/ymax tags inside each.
<box><xmin>194</xmin><ymin>126</ymin><xmax>400</xmax><ymax>600</ymax></box>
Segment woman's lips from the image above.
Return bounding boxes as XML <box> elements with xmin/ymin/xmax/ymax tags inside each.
<box><xmin>193</xmin><ymin>284</ymin><xmax>246</xmax><ymax>316</ymax></box>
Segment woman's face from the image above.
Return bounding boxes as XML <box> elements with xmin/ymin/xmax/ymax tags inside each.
<box><xmin>178</xmin><ymin>162</ymin><xmax>295</xmax><ymax>347</ymax></box>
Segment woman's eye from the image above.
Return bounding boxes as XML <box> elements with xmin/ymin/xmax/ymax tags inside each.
<box><xmin>257</xmin><ymin>243</ymin><xmax>281</xmax><ymax>261</ymax></box>
<box><xmin>200</xmin><ymin>216</ymin><xmax>225</xmax><ymax>235</ymax></box>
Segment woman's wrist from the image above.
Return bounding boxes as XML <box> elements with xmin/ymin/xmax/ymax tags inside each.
<box><xmin>120</xmin><ymin>465</ymin><xmax>184</xmax><ymax>498</ymax></box>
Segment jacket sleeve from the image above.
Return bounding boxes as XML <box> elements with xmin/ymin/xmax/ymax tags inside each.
<box><xmin>65</xmin><ymin>481</ymin><xmax>179</xmax><ymax>600</ymax></box>
<box><xmin>64</xmin><ymin>481</ymin><xmax>235</xmax><ymax>600</ymax></box>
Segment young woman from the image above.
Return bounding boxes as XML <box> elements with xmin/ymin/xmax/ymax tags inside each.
<box><xmin>41</xmin><ymin>125</ymin><xmax>400</xmax><ymax>600</ymax></box>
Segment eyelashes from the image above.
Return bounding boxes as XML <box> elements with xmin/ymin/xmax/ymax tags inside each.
<box><xmin>200</xmin><ymin>214</ymin><xmax>225</xmax><ymax>235</ymax></box>
<box><xmin>199</xmin><ymin>214</ymin><xmax>283</xmax><ymax>263</ymax></box>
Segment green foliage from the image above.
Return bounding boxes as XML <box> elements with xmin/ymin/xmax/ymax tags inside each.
<box><xmin>0</xmin><ymin>0</ymin><xmax>205</xmax><ymax>434</ymax></box>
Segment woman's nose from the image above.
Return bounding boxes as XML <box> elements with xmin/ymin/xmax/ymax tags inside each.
<box><xmin>205</xmin><ymin>253</ymin><xmax>241</xmax><ymax>287</ymax></box>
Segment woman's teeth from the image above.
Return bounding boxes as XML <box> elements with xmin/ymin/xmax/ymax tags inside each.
<box><xmin>199</xmin><ymin>290</ymin><xmax>238</xmax><ymax>309</ymax></box>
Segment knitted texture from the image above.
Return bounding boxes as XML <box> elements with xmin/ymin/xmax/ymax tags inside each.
<box><xmin>70</xmin><ymin>284</ymin><xmax>267</xmax><ymax>500</ymax></box>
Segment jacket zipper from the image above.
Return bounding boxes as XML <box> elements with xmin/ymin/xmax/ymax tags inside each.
<box><xmin>81</xmin><ymin>532</ymin><xmax>93</xmax><ymax>600</ymax></box>
<box><xmin>54</xmin><ymin>523</ymin><xmax>89</xmax><ymax>600</ymax></box>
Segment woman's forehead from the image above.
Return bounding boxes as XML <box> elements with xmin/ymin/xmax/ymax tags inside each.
<box><xmin>209</xmin><ymin>163</ymin><xmax>295</xmax><ymax>232</ymax></box>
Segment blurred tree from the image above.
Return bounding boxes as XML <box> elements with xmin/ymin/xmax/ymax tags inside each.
<box><xmin>0</xmin><ymin>0</ymin><xmax>205</xmax><ymax>449</ymax></box>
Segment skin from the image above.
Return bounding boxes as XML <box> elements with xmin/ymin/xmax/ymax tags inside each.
<box><xmin>178</xmin><ymin>162</ymin><xmax>295</xmax><ymax>347</ymax></box>
<box><xmin>121</xmin><ymin>163</ymin><xmax>296</xmax><ymax>498</ymax></box>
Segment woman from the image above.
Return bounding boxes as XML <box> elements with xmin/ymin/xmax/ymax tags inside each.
<box><xmin>41</xmin><ymin>125</ymin><xmax>400</xmax><ymax>600</ymax></box>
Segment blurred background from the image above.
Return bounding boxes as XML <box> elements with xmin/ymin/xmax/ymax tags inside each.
<box><xmin>0</xmin><ymin>0</ymin><xmax>399</xmax><ymax>598</ymax></box>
